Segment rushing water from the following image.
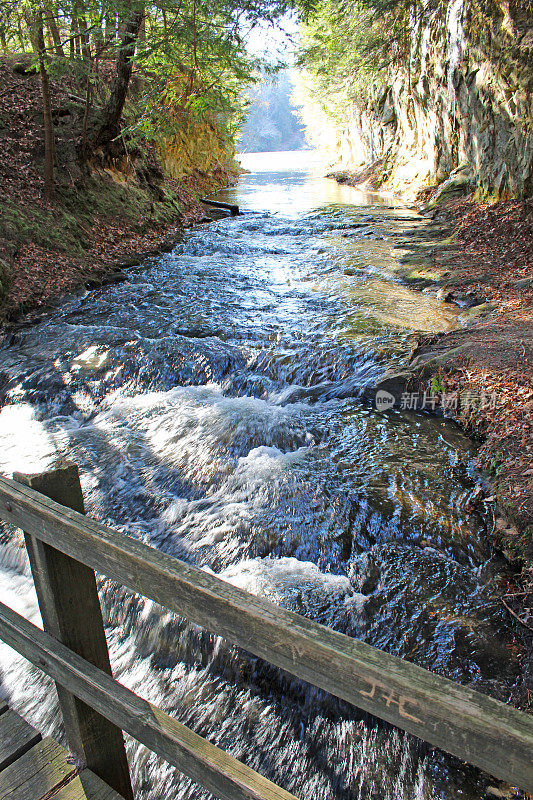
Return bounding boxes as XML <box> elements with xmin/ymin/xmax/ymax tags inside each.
<box><xmin>0</xmin><ymin>151</ymin><xmax>520</xmax><ymax>799</ymax></box>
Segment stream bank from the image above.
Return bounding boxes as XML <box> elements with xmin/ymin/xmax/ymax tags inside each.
<box><xmin>364</xmin><ymin>194</ymin><xmax>533</xmax><ymax>644</ymax></box>
<box><xmin>298</xmin><ymin>0</ymin><xmax>533</xmax><ymax>200</ymax></box>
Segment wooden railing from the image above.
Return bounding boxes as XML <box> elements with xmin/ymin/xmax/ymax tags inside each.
<box><xmin>0</xmin><ymin>464</ymin><xmax>531</xmax><ymax>799</ymax></box>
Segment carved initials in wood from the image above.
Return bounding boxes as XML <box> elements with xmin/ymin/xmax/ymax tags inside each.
<box><xmin>360</xmin><ymin>679</ymin><xmax>422</xmax><ymax>724</ymax></box>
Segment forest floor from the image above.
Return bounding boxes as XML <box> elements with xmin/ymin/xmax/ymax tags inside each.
<box><xmin>0</xmin><ymin>56</ymin><xmax>236</xmax><ymax>322</ymax></box>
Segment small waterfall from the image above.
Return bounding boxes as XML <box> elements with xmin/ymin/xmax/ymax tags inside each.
<box><xmin>446</xmin><ymin>0</ymin><xmax>466</xmax><ymax>120</ymax></box>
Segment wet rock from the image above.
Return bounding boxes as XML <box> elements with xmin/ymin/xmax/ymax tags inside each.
<box><xmin>448</xmin><ymin>291</ymin><xmax>483</xmax><ymax>308</ymax></box>
<box><xmin>86</xmin><ymin>270</ymin><xmax>128</xmax><ymax>289</ymax></box>
<box><xmin>513</xmin><ymin>274</ymin><xmax>533</xmax><ymax>290</ymax></box>
<box><xmin>426</xmin><ymin>167</ymin><xmax>475</xmax><ymax>209</ymax></box>
<box><xmin>349</xmin><ymin>554</ymin><xmax>380</xmax><ymax>594</ymax></box>
<box><xmin>409</xmin><ymin>342</ymin><xmax>470</xmax><ymax>371</ymax></box>
<box><xmin>458</xmin><ymin>302</ymin><xmax>496</xmax><ymax>327</ymax></box>
<box><xmin>436</xmin><ymin>286</ymin><xmax>453</xmax><ymax>301</ymax></box>
<box><xmin>485</xmin><ymin>786</ymin><xmax>511</xmax><ymax>798</ymax></box>
<box><xmin>361</xmin><ymin>370</ymin><xmax>413</xmax><ymax>410</ymax></box>
<box><xmin>465</xmin><ymin>484</ymin><xmax>484</xmax><ymax>510</ymax></box>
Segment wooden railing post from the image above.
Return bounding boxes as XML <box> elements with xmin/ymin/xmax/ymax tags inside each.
<box><xmin>1</xmin><ymin>472</ymin><xmax>532</xmax><ymax>792</ymax></box>
<box><xmin>13</xmin><ymin>463</ymin><xmax>134</xmax><ymax>800</ymax></box>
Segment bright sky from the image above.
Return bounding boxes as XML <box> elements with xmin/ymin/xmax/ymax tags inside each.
<box><xmin>245</xmin><ymin>13</ymin><xmax>300</xmax><ymax>63</ymax></box>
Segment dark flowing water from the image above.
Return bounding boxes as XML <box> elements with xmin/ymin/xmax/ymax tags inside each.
<box><xmin>0</xmin><ymin>151</ymin><xmax>519</xmax><ymax>799</ymax></box>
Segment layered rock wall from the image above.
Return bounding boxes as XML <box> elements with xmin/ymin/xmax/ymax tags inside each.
<box><xmin>313</xmin><ymin>0</ymin><xmax>533</xmax><ymax>196</ymax></box>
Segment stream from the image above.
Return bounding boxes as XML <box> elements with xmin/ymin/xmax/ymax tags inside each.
<box><xmin>0</xmin><ymin>151</ymin><xmax>520</xmax><ymax>799</ymax></box>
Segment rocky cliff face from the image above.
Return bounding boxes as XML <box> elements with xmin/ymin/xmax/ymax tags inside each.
<box><xmin>317</xmin><ymin>0</ymin><xmax>533</xmax><ymax>197</ymax></box>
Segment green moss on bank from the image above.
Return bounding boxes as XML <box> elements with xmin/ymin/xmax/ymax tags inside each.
<box><xmin>0</xmin><ymin>177</ymin><xmax>185</xmax><ymax>259</ymax></box>
<box><xmin>0</xmin><ymin>167</ymin><xmax>195</xmax><ymax>321</ymax></box>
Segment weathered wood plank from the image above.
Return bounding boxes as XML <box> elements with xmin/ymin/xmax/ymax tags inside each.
<box><xmin>0</xmin><ymin>475</ymin><xmax>532</xmax><ymax>791</ymax></box>
<box><xmin>0</xmin><ymin>601</ymin><xmax>299</xmax><ymax>800</ymax></box>
<box><xmin>0</xmin><ymin>737</ymin><xmax>75</xmax><ymax>800</ymax></box>
<box><xmin>53</xmin><ymin>769</ymin><xmax>126</xmax><ymax>800</ymax></box>
<box><xmin>0</xmin><ymin>709</ymin><xmax>41</xmax><ymax>771</ymax></box>
<box><xmin>12</xmin><ymin>467</ymin><xmax>133</xmax><ymax>800</ymax></box>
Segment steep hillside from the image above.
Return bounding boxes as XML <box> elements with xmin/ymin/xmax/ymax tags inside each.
<box><xmin>0</xmin><ymin>56</ymin><xmax>237</xmax><ymax>321</ymax></box>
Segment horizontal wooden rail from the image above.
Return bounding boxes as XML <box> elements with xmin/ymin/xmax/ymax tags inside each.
<box><xmin>0</xmin><ymin>600</ymin><xmax>298</xmax><ymax>800</ymax></box>
<box><xmin>0</xmin><ymin>475</ymin><xmax>532</xmax><ymax>792</ymax></box>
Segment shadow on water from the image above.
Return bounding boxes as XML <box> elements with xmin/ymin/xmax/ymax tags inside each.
<box><xmin>0</xmin><ymin>150</ymin><xmax>522</xmax><ymax>799</ymax></box>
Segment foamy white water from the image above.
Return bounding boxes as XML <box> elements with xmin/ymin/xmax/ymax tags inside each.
<box><xmin>0</xmin><ymin>152</ymin><xmax>516</xmax><ymax>799</ymax></box>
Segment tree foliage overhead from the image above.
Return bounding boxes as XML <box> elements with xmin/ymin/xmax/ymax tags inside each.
<box><xmin>297</xmin><ymin>0</ymin><xmax>410</xmax><ymax>115</ymax></box>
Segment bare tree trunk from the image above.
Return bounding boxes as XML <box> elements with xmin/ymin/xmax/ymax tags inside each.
<box><xmin>92</xmin><ymin>12</ymin><xmax>105</xmax><ymax>53</ymax></box>
<box><xmin>73</xmin><ymin>28</ymin><xmax>80</xmax><ymax>58</ymax></box>
<box><xmin>78</xmin><ymin>13</ymin><xmax>91</xmax><ymax>61</ymax></box>
<box><xmin>104</xmin><ymin>11</ymin><xmax>113</xmax><ymax>42</ymax></box>
<box><xmin>45</xmin><ymin>5</ymin><xmax>65</xmax><ymax>58</ymax></box>
<box><xmin>69</xmin><ymin>15</ymin><xmax>75</xmax><ymax>57</ymax></box>
<box><xmin>27</xmin><ymin>5</ymin><xmax>55</xmax><ymax>200</ymax></box>
<box><xmin>81</xmin><ymin>54</ymin><xmax>94</xmax><ymax>144</ymax></box>
<box><xmin>70</xmin><ymin>2</ymin><xmax>82</xmax><ymax>58</ymax></box>
<box><xmin>90</xmin><ymin>9</ymin><xmax>143</xmax><ymax>150</ymax></box>
<box><xmin>17</xmin><ymin>14</ymin><xmax>26</xmax><ymax>51</ymax></box>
